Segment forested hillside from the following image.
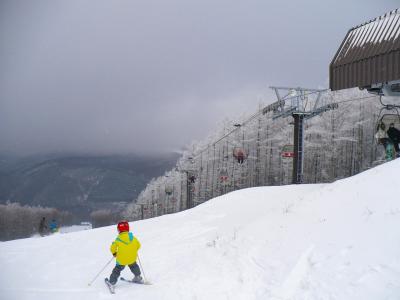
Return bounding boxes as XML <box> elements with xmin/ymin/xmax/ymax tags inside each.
<box><xmin>0</xmin><ymin>153</ymin><xmax>179</xmax><ymax>220</ymax></box>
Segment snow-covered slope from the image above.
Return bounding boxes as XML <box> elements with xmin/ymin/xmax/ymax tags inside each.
<box><xmin>1</xmin><ymin>160</ymin><xmax>400</xmax><ymax>300</ymax></box>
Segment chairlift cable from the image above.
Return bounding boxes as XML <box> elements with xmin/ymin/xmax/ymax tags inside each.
<box><xmin>332</xmin><ymin>94</ymin><xmax>377</xmax><ymax>105</ymax></box>
<box><xmin>190</xmin><ymin>94</ymin><xmax>383</xmax><ymax>161</ymax></box>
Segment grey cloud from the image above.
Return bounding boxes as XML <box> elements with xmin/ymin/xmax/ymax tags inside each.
<box><xmin>0</xmin><ymin>0</ymin><xmax>398</xmax><ymax>155</ymax></box>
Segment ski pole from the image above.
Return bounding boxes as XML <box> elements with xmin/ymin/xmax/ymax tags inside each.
<box><xmin>88</xmin><ymin>256</ymin><xmax>114</xmax><ymax>286</ymax></box>
<box><xmin>137</xmin><ymin>254</ymin><xmax>148</xmax><ymax>283</ymax></box>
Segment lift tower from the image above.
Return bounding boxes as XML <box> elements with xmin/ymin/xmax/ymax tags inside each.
<box><xmin>263</xmin><ymin>87</ymin><xmax>337</xmax><ymax>184</ymax></box>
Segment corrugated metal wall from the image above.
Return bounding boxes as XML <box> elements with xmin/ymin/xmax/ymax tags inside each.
<box><xmin>330</xmin><ymin>9</ymin><xmax>400</xmax><ymax>91</ymax></box>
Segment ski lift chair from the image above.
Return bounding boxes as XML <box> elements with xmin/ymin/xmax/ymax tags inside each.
<box><xmin>233</xmin><ymin>147</ymin><xmax>247</xmax><ymax>164</ymax></box>
<box><xmin>378</xmin><ymin>113</ymin><xmax>400</xmax><ymax>130</ymax></box>
<box><xmin>165</xmin><ymin>186</ymin><xmax>173</xmax><ymax>196</ymax></box>
<box><xmin>189</xmin><ymin>174</ymin><xmax>196</xmax><ymax>183</ymax></box>
<box><xmin>281</xmin><ymin>144</ymin><xmax>294</xmax><ymax>158</ymax></box>
<box><xmin>219</xmin><ymin>169</ymin><xmax>230</xmax><ymax>184</ymax></box>
<box><xmin>375</xmin><ymin>113</ymin><xmax>400</xmax><ymax>161</ymax></box>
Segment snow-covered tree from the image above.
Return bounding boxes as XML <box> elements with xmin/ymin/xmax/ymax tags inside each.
<box><xmin>125</xmin><ymin>89</ymin><xmax>385</xmax><ymax>220</ymax></box>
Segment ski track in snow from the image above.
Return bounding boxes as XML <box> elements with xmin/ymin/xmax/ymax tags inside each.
<box><xmin>1</xmin><ymin>160</ymin><xmax>400</xmax><ymax>299</ymax></box>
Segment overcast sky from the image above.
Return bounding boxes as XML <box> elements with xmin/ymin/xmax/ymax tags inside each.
<box><xmin>0</xmin><ymin>0</ymin><xmax>398</xmax><ymax>156</ymax></box>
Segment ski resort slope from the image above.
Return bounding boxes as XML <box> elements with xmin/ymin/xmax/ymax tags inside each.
<box><xmin>1</xmin><ymin>160</ymin><xmax>400</xmax><ymax>300</ymax></box>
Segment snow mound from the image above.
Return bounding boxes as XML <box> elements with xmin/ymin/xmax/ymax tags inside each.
<box><xmin>1</xmin><ymin>160</ymin><xmax>400</xmax><ymax>300</ymax></box>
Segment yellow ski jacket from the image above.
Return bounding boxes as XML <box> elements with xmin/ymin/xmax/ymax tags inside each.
<box><xmin>110</xmin><ymin>232</ymin><xmax>141</xmax><ymax>266</ymax></box>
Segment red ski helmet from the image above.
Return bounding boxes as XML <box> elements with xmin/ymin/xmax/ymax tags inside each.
<box><xmin>117</xmin><ymin>221</ymin><xmax>129</xmax><ymax>233</ymax></box>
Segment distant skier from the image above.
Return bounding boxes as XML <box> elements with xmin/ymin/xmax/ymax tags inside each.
<box><xmin>49</xmin><ymin>219</ymin><xmax>58</xmax><ymax>233</ymax></box>
<box><xmin>387</xmin><ymin>123</ymin><xmax>400</xmax><ymax>155</ymax></box>
<box><xmin>107</xmin><ymin>221</ymin><xmax>142</xmax><ymax>287</ymax></box>
<box><xmin>38</xmin><ymin>217</ymin><xmax>47</xmax><ymax>236</ymax></box>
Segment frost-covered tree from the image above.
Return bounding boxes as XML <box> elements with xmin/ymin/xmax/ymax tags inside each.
<box><xmin>0</xmin><ymin>202</ymin><xmax>72</xmax><ymax>241</ymax></box>
<box><xmin>125</xmin><ymin>89</ymin><xmax>385</xmax><ymax>220</ymax></box>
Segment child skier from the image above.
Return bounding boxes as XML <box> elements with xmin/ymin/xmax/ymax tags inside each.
<box><xmin>107</xmin><ymin>221</ymin><xmax>142</xmax><ymax>287</ymax></box>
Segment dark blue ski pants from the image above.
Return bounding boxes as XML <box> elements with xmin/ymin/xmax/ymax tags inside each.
<box><xmin>109</xmin><ymin>262</ymin><xmax>141</xmax><ymax>284</ymax></box>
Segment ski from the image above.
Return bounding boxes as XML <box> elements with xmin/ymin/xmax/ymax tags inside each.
<box><xmin>104</xmin><ymin>278</ymin><xmax>115</xmax><ymax>294</ymax></box>
<box><xmin>121</xmin><ymin>276</ymin><xmax>152</xmax><ymax>285</ymax></box>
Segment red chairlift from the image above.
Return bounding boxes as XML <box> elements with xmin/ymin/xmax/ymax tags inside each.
<box><xmin>219</xmin><ymin>169</ymin><xmax>229</xmax><ymax>183</ymax></box>
<box><xmin>233</xmin><ymin>148</ymin><xmax>247</xmax><ymax>164</ymax></box>
<box><xmin>281</xmin><ymin>144</ymin><xmax>294</xmax><ymax>158</ymax></box>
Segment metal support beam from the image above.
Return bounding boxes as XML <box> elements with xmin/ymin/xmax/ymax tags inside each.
<box><xmin>138</xmin><ymin>203</ymin><xmax>144</xmax><ymax>220</ymax></box>
<box><xmin>183</xmin><ymin>171</ymin><xmax>193</xmax><ymax>210</ymax></box>
<box><xmin>264</xmin><ymin>86</ymin><xmax>336</xmax><ymax>184</ymax></box>
<box><xmin>292</xmin><ymin>114</ymin><xmax>304</xmax><ymax>184</ymax></box>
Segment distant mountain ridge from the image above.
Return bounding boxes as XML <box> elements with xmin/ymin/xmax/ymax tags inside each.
<box><xmin>0</xmin><ymin>153</ymin><xmax>180</xmax><ymax>220</ymax></box>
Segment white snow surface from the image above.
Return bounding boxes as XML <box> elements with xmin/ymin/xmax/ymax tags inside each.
<box><xmin>1</xmin><ymin>160</ymin><xmax>400</xmax><ymax>300</ymax></box>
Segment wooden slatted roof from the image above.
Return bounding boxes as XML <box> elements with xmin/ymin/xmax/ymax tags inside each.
<box><xmin>330</xmin><ymin>9</ymin><xmax>400</xmax><ymax>91</ymax></box>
